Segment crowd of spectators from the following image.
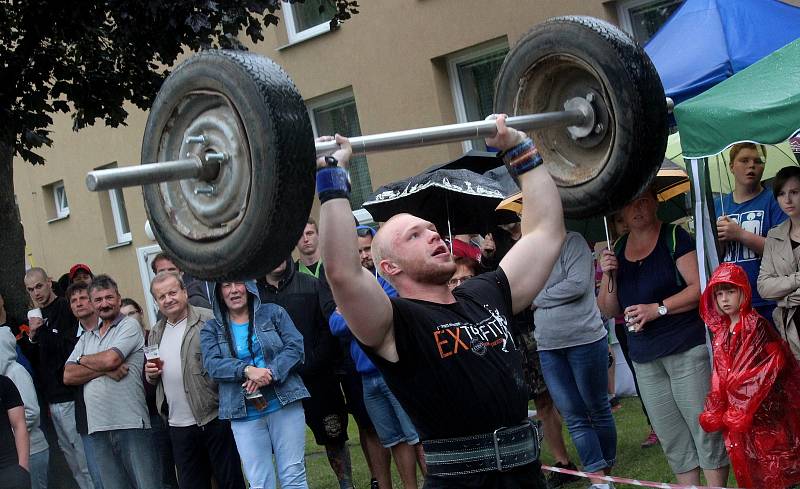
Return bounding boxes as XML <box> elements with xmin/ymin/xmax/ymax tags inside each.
<box><xmin>1</xmin><ymin>136</ymin><xmax>799</xmax><ymax>489</ymax></box>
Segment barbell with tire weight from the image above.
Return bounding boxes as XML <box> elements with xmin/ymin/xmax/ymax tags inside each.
<box><xmin>85</xmin><ymin>15</ymin><xmax>668</xmax><ymax>281</ymax></box>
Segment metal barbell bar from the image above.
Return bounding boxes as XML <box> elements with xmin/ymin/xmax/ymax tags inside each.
<box><xmin>85</xmin><ymin>95</ymin><xmax>675</xmax><ymax>193</ymax></box>
<box><xmin>86</xmin><ymin>108</ymin><xmax>588</xmax><ymax>192</ymax></box>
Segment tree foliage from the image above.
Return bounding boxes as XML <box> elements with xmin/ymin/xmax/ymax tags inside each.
<box><xmin>0</xmin><ymin>0</ymin><xmax>359</xmax><ymax>165</ymax></box>
<box><xmin>0</xmin><ymin>0</ymin><xmax>357</xmax><ymax>324</ymax></box>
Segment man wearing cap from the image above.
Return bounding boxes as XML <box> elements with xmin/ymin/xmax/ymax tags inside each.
<box><xmin>69</xmin><ymin>264</ymin><xmax>94</xmax><ymax>287</ymax></box>
<box><xmin>23</xmin><ymin>268</ymin><xmax>94</xmax><ymax>489</ymax></box>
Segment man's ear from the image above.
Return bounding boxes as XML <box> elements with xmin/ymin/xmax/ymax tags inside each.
<box><xmin>379</xmin><ymin>259</ymin><xmax>401</xmax><ymax>278</ymax></box>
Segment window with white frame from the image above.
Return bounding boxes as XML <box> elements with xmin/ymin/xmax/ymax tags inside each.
<box><xmin>95</xmin><ymin>162</ymin><xmax>132</xmax><ymax>244</ymax></box>
<box><xmin>53</xmin><ymin>181</ymin><xmax>69</xmax><ymax>218</ymax></box>
<box><xmin>283</xmin><ymin>0</ymin><xmax>336</xmax><ymax>44</ymax></box>
<box><xmin>447</xmin><ymin>39</ymin><xmax>509</xmax><ymax>152</ymax></box>
<box><xmin>307</xmin><ymin>90</ymin><xmax>372</xmax><ymax>209</ymax></box>
<box><xmin>617</xmin><ymin>0</ymin><xmax>683</xmax><ymax>44</ymax></box>
<box><xmin>109</xmin><ymin>188</ymin><xmax>132</xmax><ymax>243</ymax></box>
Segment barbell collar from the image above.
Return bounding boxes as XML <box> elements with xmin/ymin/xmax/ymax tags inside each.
<box><xmin>315</xmin><ymin>109</ymin><xmax>587</xmax><ymax>157</ymax></box>
<box><xmin>86</xmin><ymin>156</ymin><xmax>214</xmax><ymax>191</ymax></box>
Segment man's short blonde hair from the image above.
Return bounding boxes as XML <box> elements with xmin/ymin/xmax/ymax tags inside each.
<box><xmin>371</xmin><ymin>215</ymin><xmax>409</xmax><ymax>284</ymax></box>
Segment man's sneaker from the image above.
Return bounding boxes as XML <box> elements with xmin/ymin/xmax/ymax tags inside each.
<box><xmin>641</xmin><ymin>429</ymin><xmax>659</xmax><ymax>448</ymax></box>
<box><xmin>546</xmin><ymin>461</ymin><xmax>581</xmax><ymax>488</ymax></box>
<box><xmin>370</xmin><ymin>478</ymin><xmax>379</xmax><ymax>489</ymax></box>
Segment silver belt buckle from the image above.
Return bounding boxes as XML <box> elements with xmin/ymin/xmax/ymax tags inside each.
<box><xmin>492</xmin><ymin>426</ymin><xmax>506</xmax><ymax>471</ymax></box>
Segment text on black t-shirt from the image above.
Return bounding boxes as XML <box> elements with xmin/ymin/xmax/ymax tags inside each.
<box><xmin>363</xmin><ymin>269</ymin><xmax>529</xmax><ymax>441</ymax></box>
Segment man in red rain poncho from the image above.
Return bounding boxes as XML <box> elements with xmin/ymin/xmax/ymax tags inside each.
<box><xmin>699</xmin><ymin>262</ymin><xmax>800</xmax><ymax>489</ymax></box>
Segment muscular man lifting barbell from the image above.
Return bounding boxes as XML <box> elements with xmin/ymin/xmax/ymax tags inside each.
<box><xmin>317</xmin><ymin>115</ymin><xmax>563</xmax><ymax>488</ymax></box>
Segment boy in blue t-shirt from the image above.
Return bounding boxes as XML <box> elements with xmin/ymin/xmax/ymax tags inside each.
<box><xmin>714</xmin><ymin>142</ymin><xmax>786</xmax><ymax>322</ymax></box>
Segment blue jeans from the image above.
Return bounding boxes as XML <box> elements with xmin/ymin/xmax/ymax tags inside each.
<box><xmin>361</xmin><ymin>373</ymin><xmax>419</xmax><ymax>447</ymax></box>
<box><xmin>81</xmin><ymin>433</ymin><xmax>105</xmax><ymax>489</ymax></box>
<box><xmin>28</xmin><ymin>450</ymin><xmax>48</xmax><ymax>489</ymax></box>
<box><xmin>539</xmin><ymin>338</ymin><xmax>617</xmax><ymax>473</ymax></box>
<box><xmin>90</xmin><ymin>428</ymin><xmax>160</xmax><ymax>489</ymax></box>
<box><xmin>50</xmin><ymin>401</ymin><xmax>93</xmax><ymax>489</ymax></box>
<box><xmin>230</xmin><ymin>401</ymin><xmax>308</xmax><ymax>489</ymax></box>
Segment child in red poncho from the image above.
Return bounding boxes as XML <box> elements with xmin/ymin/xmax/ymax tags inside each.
<box><xmin>699</xmin><ymin>263</ymin><xmax>800</xmax><ymax>489</ymax></box>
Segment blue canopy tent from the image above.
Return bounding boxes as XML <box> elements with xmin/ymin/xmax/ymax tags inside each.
<box><xmin>645</xmin><ymin>0</ymin><xmax>800</xmax><ymax>106</ymax></box>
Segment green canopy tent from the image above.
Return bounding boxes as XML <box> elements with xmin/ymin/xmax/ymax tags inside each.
<box><xmin>673</xmin><ymin>38</ymin><xmax>800</xmax><ymax>288</ymax></box>
<box><xmin>666</xmin><ymin>131</ymin><xmax>796</xmax><ymax>194</ymax></box>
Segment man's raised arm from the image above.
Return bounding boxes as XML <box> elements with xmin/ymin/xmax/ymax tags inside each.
<box><xmin>490</xmin><ymin>115</ymin><xmax>566</xmax><ymax>314</ymax></box>
<box><xmin>318</xmin><ymin>135</ymin><xmax>394</xmax><ymax>351</ymax></box>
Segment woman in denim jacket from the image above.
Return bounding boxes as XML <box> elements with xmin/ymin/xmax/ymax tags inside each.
<box><xmin>200</xmin><ymin>280</ymin><xmax>309</xmax><ymax>489</ymax></box>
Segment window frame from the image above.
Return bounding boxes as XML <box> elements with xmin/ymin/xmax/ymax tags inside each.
<box><xmin>616</xmin><ymin>0</ymin><xmax>683</xmax><ymax>43</ymax></box>
<box><xmin>109</xmin><ymin>187</ymin><xmax>132</xmax><ymax>243</ymax></box>
<box><xmin>306</xmin><ymin>88</ymin><xmax>372</xmax><ymax>208</ymax></box>
<box><xmin>53</xmin><ymin>181</ymin><xmax>69</xmax><ymax>218</ymax></box>
<box><xmin>446</xmin><ymin>38</ymin><xmax>509</xmax><ymax>152</ymax></box>
<box><xmin>282</xmin><ymin>0</ymin><xmax>333</xmax><ymax>44</ymax></box>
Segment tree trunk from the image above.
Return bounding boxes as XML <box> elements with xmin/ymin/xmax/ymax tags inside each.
<box><xmin>0</xmin><ymin>135</ymin><xmax>30</xmax><ymax>326</ymax></box>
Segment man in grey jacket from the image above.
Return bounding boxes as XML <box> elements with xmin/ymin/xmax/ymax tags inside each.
<box><xmin>533</xmin><ymin>231</ymin><xmax>617</xmax><ymax>489</ymax></box>
<box><xmin>145</xmin><ymin>271</ymin><xmax>244</xmax><ymax>489</ymax></box>
<box><xmin>0</xmin><ymin>325</ymin><xmax>48</xmax><ymax>489</ymax></box>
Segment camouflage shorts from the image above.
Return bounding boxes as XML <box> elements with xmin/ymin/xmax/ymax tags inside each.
<box><xmin>514</xmin><ymin>330</ymin><xmax>548</xmax><ymax>399</ymax></box>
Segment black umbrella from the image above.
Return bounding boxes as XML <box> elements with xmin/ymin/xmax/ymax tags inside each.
<box><xmin>363</xmin><ymin>168</ymin><xmax>507</xmax><ymax>235</ymax></box>
<box><xmin>424</xmin><ymin>149</ymin><xmax>503</xmax><ymax>174</ymax></box>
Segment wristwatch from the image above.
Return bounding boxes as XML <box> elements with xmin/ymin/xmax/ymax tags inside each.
<box><xmin>76</xmin><ymin>354</ymin><xmax>83</xmax><ymax>365</ymax></box>
<box><xmin>657</xmin><ymin>301</ymin><xmax>668</xmax><ymax>316</ymax></box>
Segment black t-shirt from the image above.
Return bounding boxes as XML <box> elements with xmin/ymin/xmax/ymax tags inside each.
<box><xmin>0</xmin><ymin>375</ymin><xmax>23</xmax><ymax>468</ymax></box>
<box><xmin>33</xmin><ymin>297</ymin><xmax>78</xmax><ymax>403</ymax></box>
<box><xmin>364</xmin><ymin>269</ymin><xmax>528</xmax><ymax>441</ymax></box>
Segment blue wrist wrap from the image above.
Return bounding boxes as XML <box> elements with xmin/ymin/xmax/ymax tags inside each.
<box><xmin>316</xmin><ymin>167</ymin><xmax>351</xmax><ymax>203</ymax></box>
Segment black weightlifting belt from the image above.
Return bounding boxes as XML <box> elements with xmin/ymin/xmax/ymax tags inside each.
<box><xmin>422</xmin><ymin>420</ymin><xmax>541</xmax><ymax>477</ymax></box>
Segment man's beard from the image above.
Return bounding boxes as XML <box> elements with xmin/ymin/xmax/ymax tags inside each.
<box><xmin>406</xmin><ymin>261</ymin><xmax>456</xmax><ymax>286</ymax></box>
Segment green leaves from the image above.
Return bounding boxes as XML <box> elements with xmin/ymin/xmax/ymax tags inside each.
<box><xmin>1</xmin><ymin>0</ymin><xmax>359</xmax><ymax>165</ymax></box>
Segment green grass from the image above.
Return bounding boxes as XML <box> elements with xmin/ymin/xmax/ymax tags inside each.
<box><xmin>303</xmin><ymin>397</ymin><xmax>737</xmax><ymax>488</ymax></box>
<box><xmin>304</xmin><ymin>416</ymin><xmax>411</xmax><ymax>488</ymax></box>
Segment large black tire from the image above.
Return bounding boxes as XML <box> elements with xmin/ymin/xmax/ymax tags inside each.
<box><xmin>142</xmin><ymin>50</ymin><xmax>315</xmax><ymax>281</ymax></box>
<box><xmin>494</xmin><ymin>16</ymin><xmax>668</xmax><ymax>218</ymax></box>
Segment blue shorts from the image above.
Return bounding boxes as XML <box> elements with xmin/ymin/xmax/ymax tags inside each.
<box><xmin>362</xmin><ymin>373</ymin><xmax>419</xmax><ymax>447</ymax></box>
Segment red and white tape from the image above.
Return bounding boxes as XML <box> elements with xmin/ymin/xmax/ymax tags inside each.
<box><xmin>541</xmin><ymin>464</ymin><xmax>738</xmax><ymax>489</ymax></box>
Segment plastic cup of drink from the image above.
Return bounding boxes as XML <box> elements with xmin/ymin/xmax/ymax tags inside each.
<box><xmin>144</xmin><ymin>345</ymin><xmax>162</xmax><ymax>370</ymax></box>
<box><xmin>245</xmin><ymin>390</ymin><xmax>267</xmax><ymax>411</ymax></box>
<box><xmin>27</xmin><ymin>308</ymin><xmax>42</xmax><ymax>321</ymax></box>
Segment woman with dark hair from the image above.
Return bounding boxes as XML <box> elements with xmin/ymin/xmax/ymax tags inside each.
<box><xmin>757</xmin><ymin>165</ymin><xmax>800</xmax><ymax>361</ymax></box>
<box><xmin>597</xmin><ymin>189</ymin><xmax>729</xmax><ymax>486</ymax></box>
<box><xmin>120</xmin><ymin>298</ymin><xmax>145</xmax><ymax>329</ymax></box>
<box><xmin>200</xmin><ymin>281</ymin><xmax>309</xmax><ymax>489</ymax></box>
